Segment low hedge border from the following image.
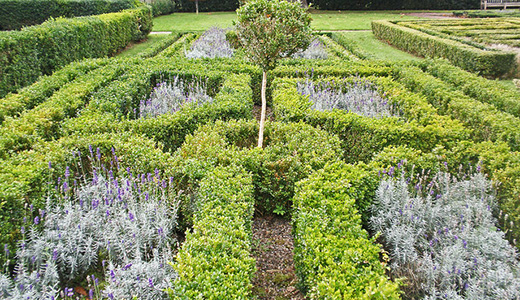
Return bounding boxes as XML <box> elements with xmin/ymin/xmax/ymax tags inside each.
<box><xmin>158</xmin><ymin>33</ymin><xmax>198</xmax><ymax>58</ymax></box>
<box><xmin>0</xmin><ymin>63</ymin><xmax>127</xmax><ymax>158</ymax></box>
<box><xmin>419</xmin><ymin>59</ymin><xmax>520</xmax><ymax>118</ymax></box>
<box><xmin>0</xmin><ymin>6</ymin><xmax>152</xmax><ymax>98</ymax></box>
<box><xmin>271</xmin><ymin>75</ymin><xmax>468</xmax><ymax>162</ymax></box>
<box><xmin>64</xmin><ymin>70</ymin><xmax>254</xmax><ymax>153</ymax></box>
<box><xmin>0</xmin><ymin>0</ymin><xmax>137</xmax><ymax>30</ymax></box>
<box><xmin>371</xmin><ymin>20</ymin><xmax>517</xmax><ymax>77</ymax></box>
<box><xmin>0</xmin><ymin>58</ymin><xmax>109</xmax><ymax>124</ymax></box>
<box><xmin>136</xmin><ymin>32</ymin><xmax>182</xmax><ymax>58</ymax></box>
<box><xmin>170</xmin><ymin>165</ymin><xmax>255</xmax><ymax>299</ymax></box>
<box><xmin>318</xmin><ymin>35</ymin><xmax>359</xmax><ymax>61</ymax></box>
<box><xmin>394</xmin><ymin>65</ymin><xmax>520</xmax><ymax>151</ymax></box>
<box><xmin>329</xmin><ymin>32</ymin><xmax>373</xmax><ymax>60</ymax></box>
<box><xmin>292</xmin><ymin>162</ymin><xmax>401</xmax><ymax>299</ymax></box>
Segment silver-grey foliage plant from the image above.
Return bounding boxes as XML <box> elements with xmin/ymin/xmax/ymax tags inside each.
<box><xmin>0</xmin><ymin>151</ymin><xmax>179</xmax><ymax>299</ymax></box>
<box><xmin>140</xmin><ymin>77</ymin><xmax>213</xmax><ymax>118</ymax></box>
<box><xmin>292</xmin><ymin>38</ymin><xmax>329</xmax><ymax>60</ymax></box>
<box><xmin>370</xmin><ymin>172</ymin><xmax>520</xmax><ymax>299</ymax></box>
<box><xmin>297</xmin><ymin>78</ymin><xmax>396</xmax><ymax>118</ymax></box>
<box><xmin>185</xmin><ymin>27</ymin><xmax>234</xmax><ymax>59</ymax></box>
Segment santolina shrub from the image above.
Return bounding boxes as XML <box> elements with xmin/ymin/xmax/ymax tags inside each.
<box><xmin>370</xmin><ymin>171</ymin><xmax>520</xmax><ymax>299</ymax></box>
<box><xmin>185</xmin><ymin>27</ymin><xmax>234</xmax><ymax>59</ymax></box>
<box><xmin>296</xmin><ymin>77</ymin><xmax>397</xmax><ymax>118</ymax></box>
<box><xmin>139</xmin><ymin>77</ymin><xmax>213</xmax><ymax>118</ymax></box>
<box><xmin>0</xmin><ymin>148</ymin><xmax>179</xmax><ymax>299</ymax></box>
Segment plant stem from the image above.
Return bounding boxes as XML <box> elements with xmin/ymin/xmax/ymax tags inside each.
<box><xmin>258</xmin><ymin>70</ymin><xmax>267</xmax><ymax>148</ymax></box>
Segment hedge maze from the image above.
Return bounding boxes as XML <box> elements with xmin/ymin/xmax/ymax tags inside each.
<box><xmin>373</xmin><ymin>18</ymin><xmax>520</xmax><ymax>77</ymax></box>
<box><xmin>1</xmin><ymin>20</ymin><xmax>520</xmax><ymax>299</ymax></box>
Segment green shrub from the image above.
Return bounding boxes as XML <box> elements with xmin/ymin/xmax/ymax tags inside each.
<box><xmin>420</xmin><ymin>59</ymin><xmax>520</xmax><ymax>118</ymax></box>
<box><xmin>372</xmin><ymin>20</ymin><xmax>517</xmax><ymax>77</ymax></box>
<box><xmin>0</xmin><ymin>58</ymin><xmax>109</xmax><ymax>124</ymax></box>
<box><xmin>0</xmin><ymin>6</ymin><xmax>152</xmax><ymax>98</ymax></box>
<box><xmin>292</xmin><ymin>162</ymin><xmax>401</xmax><ymax>299</ymax></box>
<box><xmin>136</xmin><ymin>32</ymin><xmax>182</xmax><ymax>58</ymax></box>
<box><xmin>0</xmin><ymin>64</ymin><xmax>124</xmax><ymax>158</ymax></box>
<box><xmin>0</xmin><ymin>0</ymin><xmax>137</xmax><ymax>30</ymax></box>
<box><xmin>172</xmin><ymin>119</ymin><xmax>343</xmax><ymax>216</ymax></box>
<box><xmin>272</xmin><ymin>75</ymin><xmax>468</xmax><ymax>162</ymax></box>
<box><xmin>170</xmin><ymin>165</ymin><xmax>255</xmax><ymax>300</ymax></box>
<box><xmin>394</xmin><ymin>65</ymin><xmax>520</xmax><ymax>151</ymax></box>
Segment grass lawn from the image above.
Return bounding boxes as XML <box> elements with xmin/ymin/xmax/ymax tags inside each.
<box><xmin>117</xmin><ymin>34</ymin><xmax>169</xmax><ymax>57</ymax></box>
<box><xmin>152</xmin><ymin>10</ymin><xmax>428</xmax><ymax>32</ymax></box>
<box><xmin>335</xmin><ymin>31</ymin><xmax>421</xmax><ymax>62</ymax></box>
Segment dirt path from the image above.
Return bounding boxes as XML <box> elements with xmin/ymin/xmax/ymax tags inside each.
<box><xmin>252</xmin><ymin>215</ymin><xmax>304</xmax><ymax>300</ymax></box>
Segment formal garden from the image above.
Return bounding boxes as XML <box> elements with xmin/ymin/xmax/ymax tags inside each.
<box><xmin>0</xmin><ymin>0</ymin><xmax>520</xmax><ymax>298</ymax></box>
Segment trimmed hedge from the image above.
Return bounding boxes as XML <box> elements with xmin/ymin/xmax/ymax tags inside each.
<box><xmin>0</xmin><ymin>0</ymin><xmax>137</xmax><ymax>30</ymax></box>
<box><xmin>292</xmin><ymin>162</ymin><xmax>401</xmax><ymax>299</ymax></box>
<box><xmin>0</xmin><ymin>63</ymin><xmax>125</xmax><ymax>158</ymax></box>
<box><xmin>312</xmin><ymin>0</ymin><xmax>478</xmax><ymax>10</ymax></box>
<box><xmin>171</xmin><ymin>165</ymin><xmax>255</xmax><ymax>299</ymax></box>
<box><xmin>394</xmin><ymin>65</ymin><xmax>520</xmax><ymax>151</ymax></box>
<box><xmin>136</xmin><ymin>32</ymin><xmax>182</xmax><ymax>58</ymax></box>
<box><xmin>372</xmin><ymin>20</ymin><xmax>517</xmax><ymax>77</ymax></box>
<box><xmin>272</xmin><ymin>75</ymin><xmax>468</xmax><ymax>162</ymax></box>
<box><xmin>0</xmin><ymin>58</ymin><xmax>109</xmax><ymax>124</ymax></box>
<box><xmin>175</xmin><ymin>0</ymin><xmax>238</xmax><ymax>12</ymax></box>
<box><xmin>420</xmin><ymin>59</ymin><xmax>520</xmax><ymax>118</ymax></box>
<box><xmin>0</xmin><ymin>6</ymin><xmax>152</xmax><ymax>98</ymax></box>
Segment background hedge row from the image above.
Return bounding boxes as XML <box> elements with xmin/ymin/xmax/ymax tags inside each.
<box><xmin>312</xmin><ymin>0</ymin><xmax>479</xmax><ymax>10</ymax></box>
<box><xmin>0</xmin><ymin>0</ymin><xmax>137</xmax><ymax>30</ymax></box>
<box><xmin>372</xmin><ymin>20</ymin><xmax>517</xmax><ymax>77</ymax></box>
<box><xmin>0</xmin><ymin>6</ymin><xmax>152</xmax><ymax>98</ymax></box>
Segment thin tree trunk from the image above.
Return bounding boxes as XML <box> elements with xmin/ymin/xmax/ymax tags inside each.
<box><xmin>258</xmin><ymin>70</ymin><xmax>267</xmax><ymax>148</ymax></box>
<box><xmin>196</xmin><ymin>0</ymin><xmax>199</xmax><ymax>14</ymax></box>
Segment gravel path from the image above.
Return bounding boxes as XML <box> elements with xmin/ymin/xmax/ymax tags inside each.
<box><xmin>252</xmin><ymin>215</ymin><xmax>304</xmax><ymax>300</ymax></box>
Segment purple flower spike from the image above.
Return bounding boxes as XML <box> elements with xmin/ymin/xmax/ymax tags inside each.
<box><xmin>34</xmin><ymin>216</ymin><xmax>39</xmax><ymax>225</ymax></box>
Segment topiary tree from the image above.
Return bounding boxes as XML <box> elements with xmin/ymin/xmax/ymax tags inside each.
<box><xmin>236</xmin><ymin>0</ymin><xmax>312</xmax><ymax>148</ymax></box>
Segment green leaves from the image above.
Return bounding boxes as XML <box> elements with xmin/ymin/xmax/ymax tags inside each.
<box><xmin>236</xmin><ymin>0</ymin><xmax>312</xmax><ymax>71</ymax></box>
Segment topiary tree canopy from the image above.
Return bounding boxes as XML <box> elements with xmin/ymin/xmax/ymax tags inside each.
<box><xmin>236</xmin><ymin>0</ymin><xmax>312</xmax><ymax>147</ymax></box>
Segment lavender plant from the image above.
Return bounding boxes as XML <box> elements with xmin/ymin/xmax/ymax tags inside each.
<box><xmin>297</xmin><ymin>78</ymin><xmax>397</xmax><ymax>118</ymax></box>
<box><xmin>370</xmin><ymin>171</ymin><xmax>520</xmax><ymax>299</ymax></box>
<box><xmin>185</xmin><ymin>27</ymin><xmax>234</xmax><ymax>59</ymax></box>
<box><xmin>140</xmin><ymin>77</ymin><xmax>213</xmax><ymax>118</ymax></box>
<box><xmin>0</xmin><ymin>148</ymin><xmax>180</xmax><ymax>299</ymax></box>
<box><xmin>291</xmin><ymin>38</ymin><xmax>329</xmax><ymax>59</ymax></box>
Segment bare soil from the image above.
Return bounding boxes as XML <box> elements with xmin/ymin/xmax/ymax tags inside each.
<box><xmin>252</xmin><ymin>215</ymin><xmax>304</xmax><ymax>300</ymax></box>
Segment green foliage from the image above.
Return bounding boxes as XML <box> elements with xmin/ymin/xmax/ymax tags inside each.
<box><xmin>420</xmin><ymin>59</ymin><xmax>520</xmax><ymax>118</ymax></box>
<box><xmin>312</xmin><ymin>0</ymin><xmax>478</xmax><ymax>10</ymax></box>
<box><xmin>0</xmin><ymin>58</ymin><xmax>109</xmax><ymax>124</ymax></box>
<box><xmin>394</xmin><ymin>64</ymin><xmax>520</xmax><ymax>151</ymax></box>
<box><xmin>146</xmin><ymin>0</ymin><xmax>175</xmax><ymax>16</ymax></box>
<box><xmin>372</xmin><ymin>20</ymin><xmax>517</xmax><ymax>77</ymax></box>
<box><xmin>0</xmin><ymin>6</ymin><xmax>152</xmax><ymax>98</ymax></box>
<box><xmin>170</xmin><ymin>165</ymin><xmax>255</xmax><ymax>300</ymax></box>
<box><xmin>292</xmin><ymin>162</ymin><xmax>401</xmax><ymax>299</ymax></box>
<box><xmin>0</xmin><ymin>0</ymin><xmax>137</xmax><ymax>30</ymax></box>
<box><xmin>175</xmin><ymin>0</ymin><xmax>238</xmax><ymax>12</ymax></box>
<box><xmin>172</xmin><ymin>119</ymin><xmax>343</xmax><ymax>215</ymax></box>
<box><xmin>271</xmin><ymin>74</ymin><xmax>468</xmax><ymax>163</ymax></box>
<box><xmin>236</xmin><ymin>0</ymin><xmax>312</xmax><ymax>71</ymax></box>
<box><xmin>135</xmin><ymin>33</ymin><xmax>182</xmax><ymax>58</ymax></box>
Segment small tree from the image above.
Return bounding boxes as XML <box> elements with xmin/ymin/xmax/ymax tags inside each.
<box><xmin>236</xmin><ymin>0</ymin><xmax>312</xmax><ymax>148</ymax></box>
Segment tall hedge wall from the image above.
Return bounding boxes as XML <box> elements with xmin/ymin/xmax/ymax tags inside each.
<box><xmin>0</xmin><ymin>6</ymin><xmax>152</xmax><ymax>98</ymax></box>
<box><xmin>0</xmin><ymin>0</ymin><xmax>138</xmax><ymax>30</ymax></box>
<box><xmin>312</xmin><ymin>0</ymin><xmax>479</xmax><ymax>10</ymax></box>
<box><xmin>175</xmin><ymin>0</ymin><xmax>238</xmax><ymax>12</ymax></box>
